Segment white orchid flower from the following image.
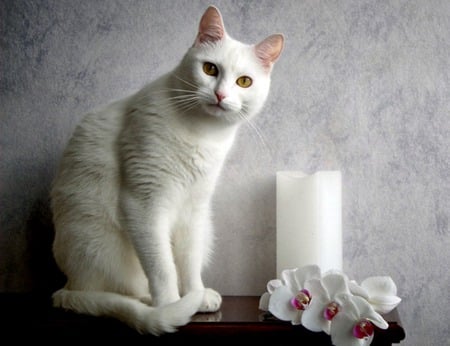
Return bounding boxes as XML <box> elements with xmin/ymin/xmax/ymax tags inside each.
<box><xmin>349</xmin><ymin>276</ymin><xmax>402</xmax><ymax>314</ymax></box>
<box><xmin>265</xmin><ymin>265</ymin><xmax>321</xmax><ymax>325</ymax></box>
<box><xmin>331</xmin><ymin>293</ymin><xmax>389</xmax><ymax>346</ymax></box>
<box><xmin>301</xmin><ymin>272</ymin><xmax>351</xmax><ymax>334</ymax></box>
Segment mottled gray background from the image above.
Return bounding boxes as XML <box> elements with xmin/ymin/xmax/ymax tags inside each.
<box><xmin>1</xmin><ymin>0</ymin><xmax>449</xmax><ymax>345</ymax></box>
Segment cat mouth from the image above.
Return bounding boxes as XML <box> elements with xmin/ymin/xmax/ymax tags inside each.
<box><xmin>213</xmin><ymin>103</ymin><xmax>226</xmax><ymax>111</ymax></box>
<box><xmin>205</xmin><ymin>103</ymin><xmax>227</xmax><ymax>114</ymax></box>
<box><xmin>203</xmin><ymin>100</ymin><xmax>239</xmax><ymax>117</ymax></box>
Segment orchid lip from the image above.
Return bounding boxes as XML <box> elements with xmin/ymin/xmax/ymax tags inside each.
<box><xmin>290</xmin><ymin>289</ymin><xmax>311</xmax><ymax>310</ymax></box>
<box><xmin>353</xmin><ymin>319</ymin><xmax>374</xmax><ymax>339</ymax></box>
<box><xmin>323</xmin><ymin>301</ymin><xmax>340</xmax><ymax>321</ymax></box>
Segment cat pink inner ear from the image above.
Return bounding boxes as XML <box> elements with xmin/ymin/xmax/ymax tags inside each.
<box><xmin>255</xmin><ymin>34</ymin><xmax>284</xmax><ymax>70</ymax></box>
<box><xmin>195</xmin><ymin>6</ymin><xmax>226</xmax><ymax>46</ymax></box>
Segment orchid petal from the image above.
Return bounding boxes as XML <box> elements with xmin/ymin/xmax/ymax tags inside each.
<box><xmin>267</xmin><ymin>279</ymin><xmax>283</xmax><ymax>294</ymax></box>
<box><xmin>359</xmin><ymin>276</ymin><xmax>401</xmax><ymax>314</ymax></box>
<box><xmin>259</xmin><ymin>292</ymin><xmax>270</xmax><ymax>311</ymax></box>
<box><xmin>351</xmin><ymin>295</ymin><xmax>389</xmax><ymax>330</ymax></box>
<box><xmin>322</xmin><ymin>273</ymin><xmax>351</xmax><ymax>297</ymax></box>
<box><xmin>322</xmin><ymin>268</ymin><xmax>342</xmax><ymax>275</ymax></box>
<box><xmin>301</xmin><ymin>297</ymin><xmax>330</xmax><ymax>333</ymax></box>
<box><xmin>335</xmin><ymin>293</ymin><xmax>360</xmax><ymax>321</ymax></box>
<box><xmin>268</xmin><ymin>286</ymin><xmax>297</xmax><ymax>322</ymax></box>
<box><xmin>294</xmin><ymin>264</ymin><xmax>321</xmax><ymax>287</ymax></box>
<box><xmin>366</xmin><ymin>313</ymin><xmax>389</xmax><ymax>330</ymax></box>
<box><xmin>361</xmin><ymin>276</ymin><xmax>398</xmax><ymax>297</ymax></box>
<box><xmin>369</xmin><ymin>295</ymin><xmax>402</xmax><ymax>314</ymax></box>
<box><xmin>331</xmin><ymin>309</ymin><xmax>372</xmax><ymax>346</ymax></box>
<box><xmin>349</xmin><ymin>280</ymin><xmax>370</xmax><ymax>300</ymax></box>
<box><xmin>304</xmin><ymin>278</ymin><xmax>329</xmax><ymax>300</ymax></box>
<box><xmin>281</xmin><ymin>268</ymin><xmax>298</xmax><ymax>289</ymax></box>
<box><xmin>292</xmin><ymin>311</ymin><xmax>303</xmax><ymax>325</ymax></box>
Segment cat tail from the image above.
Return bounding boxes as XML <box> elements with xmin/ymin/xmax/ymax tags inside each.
<box><xmin>52</xmin><ymin>288</ymin><xmax>204</xmax><ymax>335</ymax></box>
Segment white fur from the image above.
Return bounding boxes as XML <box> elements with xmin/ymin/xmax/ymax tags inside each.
<box><xmin>51</xmin><ymin>6</ymin><xmax>283</xmax><ymax>335</ymax></box>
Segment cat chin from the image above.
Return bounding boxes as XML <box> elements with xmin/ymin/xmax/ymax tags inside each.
<box><xmin>202</xmin><ymin>104</ymin><xmax>234</xmax><ymax>119</ymax></box>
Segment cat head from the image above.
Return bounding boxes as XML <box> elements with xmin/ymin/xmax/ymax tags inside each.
<box><xmin>174</xmin><ymin>6</ymin><xmax>284</xmax><ymax>124</ymax></box>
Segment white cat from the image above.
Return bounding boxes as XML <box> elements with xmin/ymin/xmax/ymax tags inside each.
<box><xmin>50</xmin><ymin>6</ymin><xmax>283</xmax><ymax>335</ymax></box>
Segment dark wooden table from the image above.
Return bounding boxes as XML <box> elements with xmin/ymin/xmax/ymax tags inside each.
<box><xmin>1</xmin><ymin>294</ymin><xmax>405</xmax><ymax>344</ymax></box>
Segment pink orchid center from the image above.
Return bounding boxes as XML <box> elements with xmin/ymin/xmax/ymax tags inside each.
<box><xmin>352</xmin><ymin>319</ymin><xmax>374</xmax><ymax>339</ymax></box>
<box><xmin>290</xmin><ymin>289</ymin><xmax>311</xmax><ymax>310</ymax></box>
<box><xmin>323</xmin><ymin>301</ymin><xmax>340</xmax><ymax>321</ymax></box>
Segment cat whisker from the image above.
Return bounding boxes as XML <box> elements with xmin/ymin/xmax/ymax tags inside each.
<box><xmin>152</xmin><ymin>86</ymin><xmax>210</xmax><ymax>107</ymax></box>
<box><xmin>153</xmin><ymin>98</ymin><xmax>201</xmax><ymax>114</ymax></box>
<box><xmin>170</xmin><ymin>96</ymin><xmax>202</xmax><ymax>113</ymax></box>
<box><xmin>237</xmin><ymin>108</ymin><xmax>271</xmax><ymax>155</ymax></box>
<box><xmin>164</xmin><ymin>95</ymin><xmax>199</xmax><ymax>103</ymax></box>
<box><xmin>173</xmin><ymin>74</ymin><xmax>199</xmax><ymax>90</ymax></box>
<box><xmin>150</xmin><ymin>88</ymin><xmax>205</xmax><ymax>113</ymax></box>
<box><xmin>177</xmin><ymin>99</ymin><xmax>200</xmax><ymax>112</ymax></box>
<box><xmin>156</xmin><ymin>88</ymin><xmax>199</xmax><ymax>95</ymax></box>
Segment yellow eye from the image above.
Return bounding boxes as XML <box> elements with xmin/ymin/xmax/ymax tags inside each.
<box><xmin>236</xmin><ymin>76</ymin><xmax>253</xmax><ymax>88</ymax></box>
<box><xmin>203</xmin><ymin>62</ymin><xmax>219</xmax><ymax>77</ymax></box>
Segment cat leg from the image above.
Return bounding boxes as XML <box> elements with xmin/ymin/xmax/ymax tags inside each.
<box><xmin>173</xmin><ymin>208</ymin><xmax>222</xmax><ymax>312</ymax></box>
<box><xmin>120</xmin><ymin>190</ymin><xmax>180</xmax><ymax>307</ymax></box>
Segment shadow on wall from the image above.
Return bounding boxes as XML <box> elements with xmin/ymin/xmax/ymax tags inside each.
<box><xmin>18</xmin><ymin>197</ymin><xmax>65</xmax><ymax>295</ymax></box>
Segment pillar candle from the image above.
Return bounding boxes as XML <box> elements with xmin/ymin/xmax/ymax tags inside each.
<box><xmin>276</xmin><ymin>171</ymin><xmax>343</xmax><ymax>277</ymax></box>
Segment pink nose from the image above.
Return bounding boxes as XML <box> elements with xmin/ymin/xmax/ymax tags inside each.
<box><xmin>215</xmin><ymin>91</ymin><xmax>226</xmax><ymax>103</ymax></box>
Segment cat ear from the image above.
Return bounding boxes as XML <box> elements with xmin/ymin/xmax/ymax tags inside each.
<box><xmin>254</xmin><ymin>34</ymin><xmax>285</xmax><ymax>70</ymax></box>
<box><xmin>194</xmin><ymin>6</ymin><xmax>226</xmax><ymax>47</ymax></box>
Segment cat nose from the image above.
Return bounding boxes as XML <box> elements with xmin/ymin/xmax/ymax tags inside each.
<box><xmin>215</xmin><ymin>91</ymin><xmax>226</xmax><ymax>103</ymax></box>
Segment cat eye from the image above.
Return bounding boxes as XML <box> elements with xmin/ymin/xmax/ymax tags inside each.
<box><xmin>203</xmin><ymin>62</ymin><xmax>219</xmax><ymax>77</ymax></box>
<box><xmin>236</xmin><ymin>76</ymin><xmax>253</xmax><ymax>88</ymax></box>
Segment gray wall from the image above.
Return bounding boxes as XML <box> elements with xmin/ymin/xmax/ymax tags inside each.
<box><xmin>1</xmin><ymin>1</ymin><xmax>449</xmax><ymax>345</ymax></box>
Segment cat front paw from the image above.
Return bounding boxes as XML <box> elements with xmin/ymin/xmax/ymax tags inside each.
<box><xmin>199</xmin><ymin>288</ymin><xmax>222</xmax><ymax>312</ymax></box>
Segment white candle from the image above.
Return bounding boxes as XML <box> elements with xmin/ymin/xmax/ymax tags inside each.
<box><xmin>276</xmin><ymin>171</ymin><xmax>343</xmax><ymax>277</ymax></box>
